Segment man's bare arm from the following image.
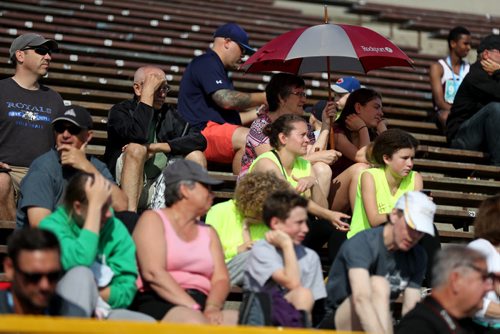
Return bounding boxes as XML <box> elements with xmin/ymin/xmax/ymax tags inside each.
<box><xmin>212</xmin><ymin>89</ymin><xmax>266</xmax><ymax>111</ymax></box>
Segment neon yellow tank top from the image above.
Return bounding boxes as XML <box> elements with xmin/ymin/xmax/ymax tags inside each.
<box><xmin>249</xmin><ymin>150</ymin><xmax>311</xmax><ymax>198</ymax></box>
<box><xmin>347</xmin><ymin>167</ymin><xmax>416</xmax><ymax>239</ymax></box>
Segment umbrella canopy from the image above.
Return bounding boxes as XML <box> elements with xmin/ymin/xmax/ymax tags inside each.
<box><xmin>241</xmin><ymin>23</ymin><xmax>413</xmax><ymax>74</ymax></box>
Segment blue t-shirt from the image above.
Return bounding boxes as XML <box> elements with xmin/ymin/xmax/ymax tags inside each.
<box><xmin>177</xmin><ymin>49</ymin><xmax>240</xmax><ymax>129</ymax></box>
<box><xmin>16</xmin><ymin>149</ymin><xmax>115</xmax><ymax>228</ymax></box>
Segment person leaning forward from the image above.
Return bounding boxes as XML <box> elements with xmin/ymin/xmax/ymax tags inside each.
<box><xmin>177</xmin><ymin>23</ymin><xmax>267</xmax><ymax>174</ymax></box>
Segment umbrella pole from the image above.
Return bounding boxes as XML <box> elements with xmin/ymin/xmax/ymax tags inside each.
<box><xmin>324</xmin><ymin>5</ymin><xmax>335</xmax><ymax>150</ymax></box>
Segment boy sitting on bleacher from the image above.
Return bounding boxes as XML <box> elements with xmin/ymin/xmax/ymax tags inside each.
<box><xmin>243</xmin><ymin>190</ymin><xmax>326</xmax><ymax>327</ymax></box>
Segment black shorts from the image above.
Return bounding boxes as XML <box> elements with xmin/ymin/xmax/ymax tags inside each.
<box><xmin>130</xmin><ymin>289</ymin><xmax>207</xmax><ymax>320</ymax></box>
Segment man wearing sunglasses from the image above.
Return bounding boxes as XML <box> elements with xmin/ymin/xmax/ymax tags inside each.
<box><xmin>397</xmin><ymin>245</ymin><xmax>493</xmax><ymax>334</ymax></box>
<box><xmin>104</xmin><ymin>66</ymin><xmax>207</xmax><ymax>212</ymax></box>
<box><xmin>177</xmin><ymin>23</ymin><xmax>267</xmax><ymax>174</ymax></box>
<box><xmin>1</xmin><ymin>228</ymin><xmax>88</xmax><ymax>316</ymax></box>
<box><xmin>16</xmin><ymin>105</ymin><xmax>127</xmax><ymax>228</ymax></box>
<box><xmin>0</xmin><ymin>33</ymin><xmax>64</xmax><ymax>222</ymax></box>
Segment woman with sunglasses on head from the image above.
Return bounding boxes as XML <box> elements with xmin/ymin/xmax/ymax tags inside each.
<box><xmin>248</xmin><ymin>114</ymin><xmax>350</xmax><ymax>260</ymax></box>
<box><xmin>39</xmin><ymin>172</ymin><xmax>150</xmax><ymax>320</ymax></box>
<box><xmin>240</xmin><ymin>73</ymin><xmax>341</xmax><ymax>199</ymax></box>
<box><xmin>468</xmin><ymin>195</ymin><xmax>500</xmax><ymax>331</ymax></box>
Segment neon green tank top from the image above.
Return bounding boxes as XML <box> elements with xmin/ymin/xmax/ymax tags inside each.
<box><xmin>249</xmin><ymin>150</ymin><xmax>311</xmax><ymax>198</ymax></box>
<box><xmin>347</xmin><ymin>167</ymin><xmax>416</xmax><ymax>239</ymax></box>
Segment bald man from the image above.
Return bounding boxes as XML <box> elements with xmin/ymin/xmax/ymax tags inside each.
<box><xmin>104</xmin><ymin>66</ymin><xmax>207</xmax><ymax>212</ymax></box>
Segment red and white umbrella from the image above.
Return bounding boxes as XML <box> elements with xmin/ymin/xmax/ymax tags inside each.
<box><xmin>241</xmin><ymin>20</ymin><xmax>413</xmax><ymax>149</ymax></box>
<box><xmin>241</xmin><ymin>23</ymin><xmax>413</xmax><ymax>74</ymax></box>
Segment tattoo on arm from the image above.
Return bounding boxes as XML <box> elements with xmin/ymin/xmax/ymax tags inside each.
<box><xmin>212</xmin><ymin>89</ymin><xmax>253</xmax><ymax>110</ymax></box>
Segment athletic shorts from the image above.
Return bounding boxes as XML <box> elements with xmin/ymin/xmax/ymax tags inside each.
<box><xmin>201</xmin><ymin>121</ymin><xmax>239</xmax><ymax>164</ymax></box>
<box><xmin>130</xmin><ymin>289</ymin><xmax>207</xmax><ymax>320</ymax></box>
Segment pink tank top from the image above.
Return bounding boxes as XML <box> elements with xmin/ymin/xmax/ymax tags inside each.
<box><xmin>137</xmin><ymin>210</ymin><xmax>214</xmax><ymax>295</ymax></box>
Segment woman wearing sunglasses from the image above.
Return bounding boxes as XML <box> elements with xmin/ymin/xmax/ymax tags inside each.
<box><xmin>39</xmin><ymin>172</ymin><xmax>150</xmax><ymax>320</ymax></box>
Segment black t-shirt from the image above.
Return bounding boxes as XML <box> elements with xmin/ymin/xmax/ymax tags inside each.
<box><xmin>0</xmin><ymin>78</ymin><xmax>65</xmax><ymax>167</ymax></box>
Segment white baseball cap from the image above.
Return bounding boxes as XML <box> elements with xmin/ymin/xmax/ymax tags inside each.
<box><xmin>395</xmin><ymin>191</ymin><xmax>436</xmax><ymax>236</ymax></box>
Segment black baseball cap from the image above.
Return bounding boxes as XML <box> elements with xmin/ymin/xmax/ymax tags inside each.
<box><xmin>477</xmin><ymin>34</ymin><xmax>500</xmax><ymax>53</ymax></box>
<box><xmin>52</xmin><ymin>105</ymin><xmax>93</xmax><ymax>130</ymax></box>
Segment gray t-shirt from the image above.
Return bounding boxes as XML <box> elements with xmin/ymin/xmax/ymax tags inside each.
<box><xmin>16</xmin><ymin>149</ymin><xmax>114</xmax><ymax>228</ymax></box>
<box><xmin>244</xmin><ymin>239</ymin><xmax>326</xmax><ymax>300</ymax></box>
<box><xmin>325</xmin><ymin>225</ymin><xmax>426</xmax><ymax>312</ymax></box>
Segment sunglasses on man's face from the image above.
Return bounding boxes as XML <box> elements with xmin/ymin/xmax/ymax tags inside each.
<box><xmin>53</xmin><ymin>122</ymin><xmax>82</xmax><ymax>135</ymax></box>
<box><xmin>16</xmin><ymin>268</ymin><xmax>62</xmax><ymax>285</ymax></box>
<box><xmin>21</xmin><ymin>46</ymin><xmax>53</xmax><ymax>56</ymax></box>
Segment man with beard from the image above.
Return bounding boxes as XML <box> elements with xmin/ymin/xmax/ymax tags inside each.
<box><xmin>0</xmin><ymin>228</ymin><xmax>87</xmax><ymax>316</ymax></box>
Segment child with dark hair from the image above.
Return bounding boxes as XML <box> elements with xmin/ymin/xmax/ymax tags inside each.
<box><xmin>39</xmin><ymin>172</ymin><xmax>150</xmax><ymax>320</ymax></box>
<box><xmin>243</xmin><ymin>190</ymin><xmax>326</xmax><ymax>327</ymax></box>
<box><xmin>348</xmin><ymin>129</ymin><xmax>423</xmax><ymax>238</ymax></box>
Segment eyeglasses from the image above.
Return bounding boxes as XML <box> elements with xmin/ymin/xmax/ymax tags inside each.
<box><xmin>158</xmin><ymin>84</ymin><xmax>171</xmax><ymax>94</ymax></box>
<box><xmin>290</xmin><ymin>91</ymin><xmax>307</xmax><ymax>98</ymax></box>
<box><xmin>135</xmin><ymin>82</ymin><xmax>171</xmax><ymax>94</ymax></box>
<box><xmin>16</xmin><ymin>268</ymin><xmax>62</xmax><ymax>285</ymax></box>
<box><xmin>21</xmin><ymin>46</ymin><xmax>53</xmax><ymax>56</ymax></box>
<box><xmin>466</xmin><ymin>264</ymin><xmax>498</xmax><ymax>283</ymax></box>
<box><xmin>53</xmin><ymin>122</ymin><xmax>82</xmax><ymax>135</ymax></box>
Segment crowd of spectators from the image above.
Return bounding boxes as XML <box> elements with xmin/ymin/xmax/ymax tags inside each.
<box><xmin>0</xmin><ymin>21</ymin><xmax>499</xmax><ymax>334</ymax></box>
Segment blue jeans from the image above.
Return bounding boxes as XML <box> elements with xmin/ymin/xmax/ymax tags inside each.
<box><xmin>450</xmin><ymin>102</ymin><xmax>500</xmax><ymax>165</ymax></box>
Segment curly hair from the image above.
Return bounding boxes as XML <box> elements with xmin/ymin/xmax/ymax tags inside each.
<box><xmin>235</xmin><ymin>172</ymin><xmax>291</xmax><ymax>220</ymax></box>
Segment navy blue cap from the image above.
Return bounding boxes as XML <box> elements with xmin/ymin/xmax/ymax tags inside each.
<box><xmin>213</xmin><ymin>23</ymin><xmax>255</xmax><ymax>55</ymax></box>
<box><xmin>305</xmin><ymin>100</ymin><xmax>327</xmax><ymax>121</ymax></box>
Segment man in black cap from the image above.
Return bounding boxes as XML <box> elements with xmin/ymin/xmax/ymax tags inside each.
<box><xmin>16</xmin><ymin>105</ymin><xmax>127</xmax><ymax>228</ymax></box>
<box><xmin>177</xmin><ymin>23</ymin><xmax>267</xmax><ymax>174</ymax></box>
<box><xmin>446</xmin><ymin>34</ymin><xmax>500</xmax><ymax>165</ymax></box>
<box><xmin>0</xmin><ymin>33</ymin><xmax>64</xmax><ymax>221</ymax></box>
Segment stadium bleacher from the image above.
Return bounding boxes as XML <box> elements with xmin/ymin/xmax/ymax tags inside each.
<box><xmin>0</xmin><ymin>0</ymin><xmax>497</xmax><ymax>283</ymax></box>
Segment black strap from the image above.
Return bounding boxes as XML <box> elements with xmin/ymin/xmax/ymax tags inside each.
<box><xmin>422</xmin><ymin>297</ymin><xmax>461</xmax><ymax>334</ymax></box>
<box><xmin>270</xmin><ymin>150</ymin><xmax>287</xmax><ymax>178</ymax></box>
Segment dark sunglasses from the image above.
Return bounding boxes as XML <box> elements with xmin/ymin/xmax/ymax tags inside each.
<box><xmin>16</xmin><ymin>268</ymin><xmax>62</xmax><ymax>284</ymax></box>
<box><xmin>53</xmin><ymin>122</ymin><xmax>82</xmax><ymax>135</ymax></box>
<box><xmin>21</xmin><ymin>46</ymin><xmax>53</xmax><ymax>56</ymax></box>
